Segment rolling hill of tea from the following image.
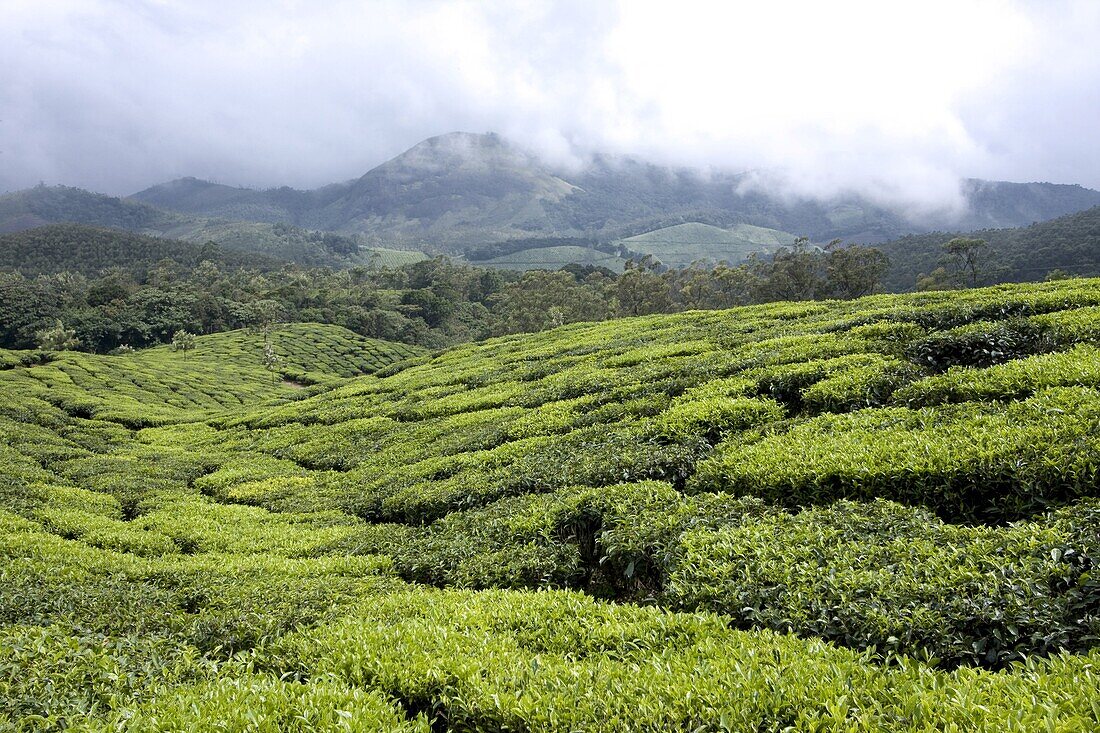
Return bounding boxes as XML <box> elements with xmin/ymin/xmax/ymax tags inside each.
<box><xmin>5</xmin><ymin>281</ymin><xmax>1100</xmax><ymax>730</ymax></box>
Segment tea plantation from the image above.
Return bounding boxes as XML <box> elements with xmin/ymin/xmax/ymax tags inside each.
<box><xmin>4</xmin><ymin>281</ymin><xmax>1100</xmax><ymax>730</ymax></box>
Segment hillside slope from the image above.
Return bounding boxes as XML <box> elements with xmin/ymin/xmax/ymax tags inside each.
<box><xmin>0</xmin><ymin>224</ymin><xmax>283</xmax><ymax>276</ymax></box>
<box><xmin>0</xmin><ymin>186</ymin><xmax>421</xmax><ymax>268</ymax></box>
<box><xmin>616</xmin><ymin>221</ymin><xmax>797</xmax><ymax>266</ymax></box>
<box><xmin>879</xmin><ymin>205</ymin><xmax>1100</xmax><ymax>290</ymax></box>
<box><xmin>0</xmin><ymin>184</ymin><xmax>182</xmax><ymax>235</ymax></box>
<box><xmin>0</xmin><ymin>323</ymin><xmax>422</xmax><ymax>427</ymax></box>
<box><xmin>4</xmin><ymin>280</ymin><xmax>1100</xmax><ymax>729</ymax></box>
<box><xmin>476</xmin><ymin>244</ymin><xmax>627</xmax><ymax>272</ymax></box>
<box><xmin>307</xmin><ymin>132</ymin><xmax>580</xmax><ymax>245</ymax></box>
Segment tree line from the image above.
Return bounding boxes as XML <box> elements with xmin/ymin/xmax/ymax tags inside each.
<box><xmin>1</xmin><ymin>238</ymin><xmax>895</xmax><ymax>354</ymax></box>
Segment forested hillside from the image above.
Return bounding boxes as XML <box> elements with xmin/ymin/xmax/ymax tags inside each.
<box><xmin>0</xmin><ymin>225</ymin><xmax>282</xmax><ymax>276</ymax></box>
<box><xmin>3</xmin><ymin>279</ymin><xmax>1100</xmax><ymax>729</ymax></box>
<box><xmin>879</xmin><ymin>205</ymin><xmax>1100</xmax><ymax>290</ymax></box>
<box><xmin>0</xmin><ymin>184</ymin><xmax>181</xmax><ymax>234</ymax></box>
<box><xmin>0</xmin><ymin>187</ymin><xmax>422</xmax><ymax>268</ymax></box>
<box><xmin>8</xmin><ymin>137</ymin><xmax>1100</xmax><ymax>277</ymax></box>
<box><xmin>0</xmin><ymin>237</ymin><xmax>896</xmax><ymax>353</ymax></box>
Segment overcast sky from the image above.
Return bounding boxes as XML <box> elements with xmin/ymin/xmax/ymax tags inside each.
<box><xmin>3</xmin><ymin>0</ymin><xmax>1099</xmax><ymax>210</ymax></box>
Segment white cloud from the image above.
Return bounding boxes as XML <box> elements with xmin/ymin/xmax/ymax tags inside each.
<box><xmin>0</xmin><ymin>0</ymin><xmax>1097</xmax><ymax>205</ymax></box>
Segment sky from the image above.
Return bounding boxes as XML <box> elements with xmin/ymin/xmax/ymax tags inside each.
<box><xmin>2</xmin><ymin>0</ymin><xmax>1099</xmax><ymax>211</ymax></box>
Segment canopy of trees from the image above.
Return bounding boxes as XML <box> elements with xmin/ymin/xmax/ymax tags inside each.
<box><xmin>0</xmin><ymin>234</ymin><xmax>890</xmax><ymax>353</ymax></box>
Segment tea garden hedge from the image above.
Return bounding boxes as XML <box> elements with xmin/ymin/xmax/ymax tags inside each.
<box><xmin>4</xmin><ymin>282</ymin><xmax>1100</xmax><ymax>730</ymax></box>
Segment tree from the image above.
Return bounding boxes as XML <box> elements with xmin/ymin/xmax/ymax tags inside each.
<box><xmin>915</xmin><ymin>266</ymin><xmax>956</xmax><ymax>291</ymax></box>
<box><xmin>239</xmin><ymin>299</ymin><xmax>282</xmax><ymax>332</ymax></box>
<box><xmin>752</xmin><ymin>238</ymin><xmax>827</xmax><ymax>302</ymax></box>
<box><xmin>171</xmin><ymin>329</ymin><xmax>196</xmax><ymax>358</ymax></box>
<box><xmin>674</xmin><ymin>263</ymin><xmax>756</xmax><ymax>310</ymax></box>
<box><xmin>85</xmin><ymin>268</ymin><xmax>136</xmax><ymax>307</ymax></box>
<box><xmin>824</xmin><ymin>243</ymin><xmax>888</xmax><ymax>299</ymax></box>
<box><xmin>491</xmin><ymin>270</ymin><xmax>612</xmax><ymax>335</ymax></box>
<box><xmin>942</xmin><ymin>237</ymin><xmax>993</xmax><ymax>288</ymax></box>
<box><xmin>616</xmin><ymin>256</ymin><xmax>671</xmax><ymax>316</ymax></box>
<box><xmin>35</xmin><ymin>320</ymin><xmax>80</xmax><ymax>351</ymax></box>
<box><xmin>262</xmin><ymin>330</ymin><xmax>282</xmax><ymax>381</ymax></box>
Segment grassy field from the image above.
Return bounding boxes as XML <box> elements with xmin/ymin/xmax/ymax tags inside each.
<box><xmin>357</xmin><ymin>247</ymin><xmax>429</xmax><ymax>269</ymax></box>
<box><xmin>476</xmin><ymin>244</ymin><xmax>627</xmax><ymax>271</ymax></box>
<box><xmin>616</xmin><ymin>222</ymin><xmax>797</xmax><ymax>267</ymax></box>
<box><xmin>5</xmin><ymin>281</ymin><xmax>1100</xmax><ymax>730</ymax></box>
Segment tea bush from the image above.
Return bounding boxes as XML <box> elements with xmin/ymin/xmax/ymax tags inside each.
<box><xmin>690</xmin><ymin>387</ymin><xmax>1100</xmax><ymax>522</ymax></box>
<box><xmin>8</xmin><ymin>278</ymin><xmax>1100</xmax><ymax>728</ymax></box>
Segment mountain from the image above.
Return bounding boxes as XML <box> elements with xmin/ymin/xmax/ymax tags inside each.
<box><xmin>0</xmin><ymin>183</ymin><xmax>183</xmax><ymax>234</ymax></box>
<box><xmin>0</xmin><ymin>224</ymin><xmax>283</xmax><ymax>277</ymax></box>
<box><xmin>878</xmin><ymin>205</ymin><xmax>1100</xmax><ymax>290</ymax></box>
<box><xmin>307</xmin><ymin>132</ymin><xmax>578</xmax><ymax>244</ymax></box>
<box><xmin>8</xmin><ymin>134</ymin><xmax>1100</xmax><ymax>274</ymax></box>
<box><xmin>132</xmin><ymin>132</ymin><xmax>1100</xmax><ymax>254</ymax></box>
<box><xmin>129</xmin><ymin>177</ymin><xmax>312</xmax><ymax>224</ymax></box>
<box><xmin>956</xmin><ymin>179</ymin><xmax>1100</xmax><ymax>230</ymax></box>
<box><xmin>133</xmin><ymin>132</ymin><xmax>580</xmax><ymax>247</ymax></box>
<box><xmin>0</xmin><ymin>185</ymin><xmax>425</xmax><ymax>268</ymax></box>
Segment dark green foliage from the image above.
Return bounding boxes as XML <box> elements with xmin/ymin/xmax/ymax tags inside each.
<box><xmin>906</xmin><ymin>318</ymin><xmax>1056</xmax><ymax>371</ymax></box>
<box><xmin>690</xmin><ymin>387</ymin><xmax>1100</xmax><ymax>523</ymax></box>
<box><xmin>880</xmin><ymin>205</ymin><xmax>1100</xmax><ymax>290</ymax></box>
<box><xmin>668</xmin><ymin>499</ymin><xmax>1100</xmax><ymax>668</ymax></box>
<box><xmin>0</xmin><ymin>224</ymin><xmax>280</xmax><ymax>277</ymax></box>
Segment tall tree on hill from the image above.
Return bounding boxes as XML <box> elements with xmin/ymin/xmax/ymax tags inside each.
<box><xmin>617</xmin><ymin>256</ymin><xmax>671</xmax><ymax>316</ymax></box>
<box><xmin>753</xmin><ymin>238</ymin><xmax>827</xmax><ymax>302</ymax></box>
<box><xmin>491</xmin><ymin>270</ymin><xmax>612</xmax><ymax>334</ymax></box>
<box><xmin>673</xmin><ymin>263</ymin><xmax>757</xmax><ymax>310</ymax></box>
<box><xmin>35</xmin><ymin>320</ymin><xmax>80</xmax><ymax>351</ymax></box>
<box><xmin>171</xmin><ymin>329</ymin><xmax>196</xmax><ymax>358</ymax></box>
<box><xmin>824</xmin><ymin>242</ymin><xmax>889</xmax><ymax>299</ymax></box>
<box><xmin>942</xmin><ymin>237</ymin><xmax>994</xmax><ymax>288</ymax></box>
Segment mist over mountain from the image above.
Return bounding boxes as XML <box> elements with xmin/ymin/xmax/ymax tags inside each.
<box><xmin>4</xmin><ymin>131</ymin><xmax>1099</xmax><ymax>277</ymax></box>
<box><xmin>129</xmin><ymin>132</ymin><xmax>1100</xmax><ymax>249</ymax></box>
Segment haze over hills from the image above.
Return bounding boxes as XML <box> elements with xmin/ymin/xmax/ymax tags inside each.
<box><xmin>0</xmin><ymin>185</ymin><xmax>427</xmax><ymax>269</ymax></box>
<box><xmin>4</xmin><ymin>132</ymin><xmax>1100</xmax><ymax>275</ymax></box>
<box><xmin>130</xmin><ymin>132</ymin><xmax>1100</xmax><ymax>250</ymax></box>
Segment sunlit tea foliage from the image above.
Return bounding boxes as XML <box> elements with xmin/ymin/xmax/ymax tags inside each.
<box><xmin>5</xmin><ymin>280</ymin><xmax>1100</xmax><ymax>730</ymax></box>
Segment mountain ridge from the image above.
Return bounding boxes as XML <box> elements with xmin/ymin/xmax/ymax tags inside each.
<box><xmin>128</xmin><ymin>132</ymin><xmax>1100</xmax><ymax>249</ymax></box>
<box><xmin>5</xmin><ymin>133</ymin><xmax>1100</xmax><ymax>276</ymax></box>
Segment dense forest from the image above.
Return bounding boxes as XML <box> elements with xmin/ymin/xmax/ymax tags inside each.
<box><xmin>879</xmin><ymin>205</ymin><xmax>1100</xmax><ymax>289</ymax></box>
<box><xmin>0</xmin><ymin>226</ymin><xmax>892</xmax><ymax>353</ymax></box>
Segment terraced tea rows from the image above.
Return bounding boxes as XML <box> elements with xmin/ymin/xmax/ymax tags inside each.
<box><xmin>4</xmin><ymin>279</ymin><xmax>1100</xmax><ymax>730</ymax></box>
<box><xmin>0</xmin><ymin>324</ymin><xmax>423</xmax><ymax>428</ymax></box>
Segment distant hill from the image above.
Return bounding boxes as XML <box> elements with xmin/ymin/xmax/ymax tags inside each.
<box><xmin>878</xmin><ymin>205</ymin><xmax>1100</xmax><ymax>290</ymax></box>
<box><xmin>10</xmin><ymin>133</ymin><xmax>1100</xmax><ymax>273</ymax></box>
<box><xmin>477</xmin><ymin>245</ymin><xmax>626</xmax><ymax>272</ymax></box>
<box><xmin>0</xmin><ymin>224</ymin><xmax>283</xmax><ymax>277</ymax></box>
<box><xmin>0</xmin><ymin>186</ymin><xmax>425</xmax><ymax>269</ymax></box>
<box><xmin>305</xmin><ymin>132</ymin><xmax>578</xmax><ymax>245</ymax></box>
<box><xmin>128</xmin><ymin>177</ymin><xmax>314</xmax><ymax>223</ymax></box>
<box><xmin>615</xmin><ymin>222</ymin><xmax>797</xmax><ymax>267</ymax></box>
<box><xmin>132</xmin><ymin>133</ymin><xmax>1100</xmax><ymax>254</ymax></box>
<box><xmin>133</xmin><ymin>132</ymin><xmax>580</xmax><ymax>248</ymax></box>
<box><xmin>957</xmin><ymin>179</ymin><xmax>1100</xmax><ymax>230</ymax></box>
<box><xmin>0</xmin><ymin>184</ymin><xmax>182</xmax><ymax>234</ymax></box>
